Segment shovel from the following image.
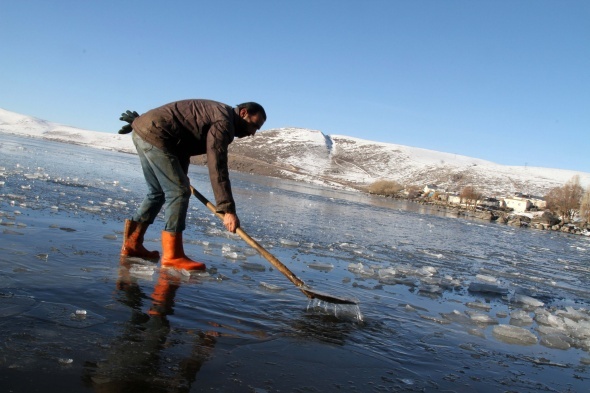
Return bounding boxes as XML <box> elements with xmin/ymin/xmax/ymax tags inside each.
<box><xmin>190</xmin><ymin>186</ymin><xmax>357</xmax><ymax>305</ymax></box>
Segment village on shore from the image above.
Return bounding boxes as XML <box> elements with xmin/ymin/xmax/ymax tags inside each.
<box><xmin>372</xmin><ymin>183</ymin><xmax>590</xmax><ymax>237</ymax></box>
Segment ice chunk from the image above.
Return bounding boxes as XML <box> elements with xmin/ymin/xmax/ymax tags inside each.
<box><xmin>557</xmin><ymin>306</ymin><xmax>588</xmax><ymax>322</ymax></box>
<box><xmin>421</xmin><ymin>314</ymin><xmax>451</xmax><ymax>325</ymax></box>
<box><xmin>468</xmin><ymin>282</ymin><xmax>509</xmax><ymax>295</ymax></box>
<box><xmin>378</xmin><ymin>267</ymin><xmax>396</xmax><ymax>279</ymax></box>
<box><xmin>129</xmin><ymin>265</ymin><xmax>156</xmax><ymax>277</ymax></box>
<box><xmin>510</xmin><ymin>310</ymin><xmax>533</xmax><ymax>325</ymax></box>
<box><xmin>221</xmin><ymin>244</ymin><xmax>233</xmax><ymax>252</ymax></box>
<box><xmin>466</xmin><ymin>301</ymin><xmax>491</xmax><ymax>312</ymax></box>
<box><xmin>539</xmin><ymin>334</ymin><xmax>571</xmax><ymax>350</ymax></box>
<box><xmin>492</xmin><ymin>324</ymin><xmax>538</xmax><ymax>345</ymax></box>
<box><xmin>259</xmin><ymin>282</ymin><xmax>285</xmax><ymax>292</ymax></box>
<box><xmin>440</xmin><ymin>275</ymin><xmax>461</xmax><ymax>289</ymax></box>
<box><xmin>416</xmin><ymin>266</ymin><xmax>437</xmax><ymax>276</ymax></box>
<box><xmin>347</xmin><ymin>262</ymin><xmax>375</xmax><ymax>277</ymax></box>
<box><xmin>279</xmin><ymin>238</ymin><xmax>299</xmax><ymax>247</ymax></box>
<box><xmin>307</xmin><ymin>262</ymin><xmax>334</xmax><ymax>272</ymax></box>
<box><xmin>513</xmin><ymin>293</ymin><xmax>544</xmax><ymax>308</ymax></box>
<box><xmin>465</xmin><ymin>310</ymin><xmax>498</xmax><ymax>325</ymax></box>
<box><xmin>80</xmin><ymin>205</ymin><xmax>101</xmax><ymax>213</ymax></box>
<box><xmin>562</xmin><ymin>318</ymin><xmax>590</xmax><ymax>340</ymax></box>
<box><xmin>419</xmin><ymin>284</ymin><xmax>443</xmax><ymax>294</ymax></box>
<box><xmin>440</xmin><ymin>310</ymin><xmax>472</xmax><ymax>325</ymax></box>
<box><xmin>241</xmin><ymin>262</ymin><xmax>266</xmax><ymax>272</ymax></box>
<box><xmin>475</xmin><ymin>274</ymin><xmax>497</xmax><ymax>284</ymax></box>
<box><xmin>223</xmin><ymin>251</ymin><xmax>246</xmax><ymax>260</ymax></box>
<box><xmin>535</xmin><ymin>312</ymin><xmax>566</xmax><ymax>329</ymax></box>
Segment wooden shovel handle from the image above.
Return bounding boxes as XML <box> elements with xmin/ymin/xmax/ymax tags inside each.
<box><xmin>190</xmin><ymin>186</ymin><xmax>307</xmax><ymax>289</ymax></box>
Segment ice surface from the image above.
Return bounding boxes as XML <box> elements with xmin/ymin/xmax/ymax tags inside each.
<box><xmin>2</xmin><ymin>134</ymin><xmax>590</xmax><ymax>391</ymax></box>
<box><xmin>0</xmin><ymin>294</ymin><xmax>36</xmax><ymax>317</ymax></box>
<box><xmin>23</xmin><ymin>301</ymin><xmax>106</xmax><ymax>328</ymax></box>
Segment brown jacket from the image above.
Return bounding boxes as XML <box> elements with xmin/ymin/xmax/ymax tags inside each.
<box><xmin>132</xmin><ymin>99</ymin><xmax>249</xmax><ymax>214</ymax></box>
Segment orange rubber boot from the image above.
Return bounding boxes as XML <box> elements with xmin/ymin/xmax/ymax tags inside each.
<box><xmin>161</xmin><ymin>231</ymin><xmax>206</xmax><ymax>271</ymax></box>
<box><xmin>120</xmin><ymin>219</ymin><xmax>160</xmax><ymax>261</ymax></box>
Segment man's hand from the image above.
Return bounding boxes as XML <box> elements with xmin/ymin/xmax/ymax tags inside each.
<box><xmin>118</xmin><ymin>110</ymin><xmax>139</xmax><ymax>134</ymax></box>
<box><xmin>223</xmin><ymin>213</ymin><xmax>240</xmax><ymax>233</ymax></box>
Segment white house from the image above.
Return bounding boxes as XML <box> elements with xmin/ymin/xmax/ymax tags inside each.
<box><xmin>447</xmin><ymin>194</ymin><xmax>462</xmax><ymax>205</ymax></box>
<box><xmin>501</xmin><ymin>196</ymin><xmax>533</xmax><ymax>213</ymax></box>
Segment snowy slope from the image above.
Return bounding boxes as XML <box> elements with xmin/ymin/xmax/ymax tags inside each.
<box><xmin>0</xmin><ymin>108</ymin><xmax>135</xmax><ymax>154</ymax></box>
<box><xmin>1</xmin><ymin>108</ymin><xmax>588</xmax><ymax>196</ymax></box>
<box><xmin>231</xmin><ymin>127</ymin><xmax>590</xmax><ymax>196</ymax></box>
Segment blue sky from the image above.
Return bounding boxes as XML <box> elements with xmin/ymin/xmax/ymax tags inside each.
<box><xmin>1</xmin><ymin>1</ymin><xmax>588</xmax><ymax>172</ymax></box>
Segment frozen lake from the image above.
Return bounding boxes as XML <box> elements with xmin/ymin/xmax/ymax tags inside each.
<box><xmin>1</xmin><ymin>134</ymin><xmax>590</xmax><ymax>392</ymax></box>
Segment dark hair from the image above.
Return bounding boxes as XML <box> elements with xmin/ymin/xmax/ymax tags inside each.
<box><xmin>237</xmin><ymin>102</ymin><xmax>266</xmax><ymax>120</ymax></box>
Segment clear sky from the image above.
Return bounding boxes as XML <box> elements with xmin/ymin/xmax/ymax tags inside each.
<box><xmin>1</xmin><ymin>1</ymin><xmax>588</xmax><ymax>172</ymax></box>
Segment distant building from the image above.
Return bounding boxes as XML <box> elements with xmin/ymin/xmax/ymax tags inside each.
<box><xmin>501</xmin><ymin>196</ymin><xmax>533</xmax><ymax>213</ymax></box>
<box><xmin>480</xmin><ymin>197</ymin><xmax>501</xmax><ymax>209</ymax></box>
<box><xmin>447</xmin><ymin>194</ymin><xmax>462</xmax><ymax>205</ymax></box>
<box><xmin>423</xmin><ymin>184</ymin><xmax>445</xmax><ymax>198</ymax></box>
<box><xmin>530</xmin><ymin>196</ymin><xmax>547</xmax><ymax>210</ymax></box>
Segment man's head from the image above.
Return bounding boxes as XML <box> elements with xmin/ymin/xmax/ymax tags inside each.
<box><xmin>237</xmin><ymin>102</ymin><xmax>266</xmax><ymax>137</ymax></box>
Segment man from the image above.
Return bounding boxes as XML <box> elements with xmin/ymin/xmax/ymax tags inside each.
<box><xmin>119</xmin><ymin>99</ymin><xmax>266</xmax><ymax>271</ymax></box>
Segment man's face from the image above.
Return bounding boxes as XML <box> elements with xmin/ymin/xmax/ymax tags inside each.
<box><xmin>240</xmin><ymin>109</ymin><xmax>265</xmax><ymax>136</ymax></box>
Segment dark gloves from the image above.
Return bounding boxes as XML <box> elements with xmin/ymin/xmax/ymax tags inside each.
<box><xmin>118</xmin><ymin>110</ymin><xmax>140</xmax><ymax>134</ymax></box>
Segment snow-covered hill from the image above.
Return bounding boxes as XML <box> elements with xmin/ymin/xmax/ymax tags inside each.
<box><xmin>0</xmin><ymin>108</ymin><xmax>135</xmax><ymax>154</ymax></box>
<box><xmin>1</xmin><ymin>108</ymin><xmax>588</xmax><ymax>196</ymax></box>
<box><xmin>229</xmin><ymin>127</ymin><xmax>589</xmax><ymax>196</ymax></box>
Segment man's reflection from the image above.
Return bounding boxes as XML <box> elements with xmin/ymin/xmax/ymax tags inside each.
<box><xmin>83</xmin><ymin>259</ymin><xmax>216</xmax><ymax>393</ymax></box>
